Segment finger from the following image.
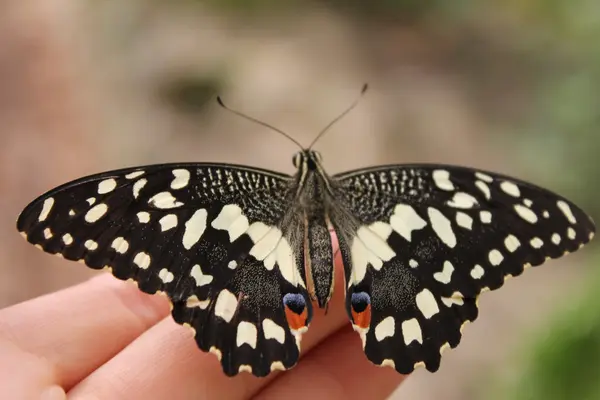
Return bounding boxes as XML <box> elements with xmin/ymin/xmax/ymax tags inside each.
<box><xmin>69</xmin><ymin>238</ymin><xmax>352</xmax><ymax>400</ymax></box>
<box><xmin>0</xmin><ymin>273</ymin><xmax>170</xmax><ymax>389</ymax></box>
<box><xmin>0</xmin><ymin>337</ymin><xmax>66</xmax><ymax>400</ymax></box>
<box><xmin>256</xmin><ymin>329</ymin><xmax>406</xmax><ymax>399</ymax></box>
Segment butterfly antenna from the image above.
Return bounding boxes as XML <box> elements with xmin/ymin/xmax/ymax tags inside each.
<box><xmin>216</xmin><ymin>96</ymin><xmax>304</xmax><ymax>150</ymax></box>
<box><xmin>308</xmin><ymin>83</ymin><xmax>369</xmax><ymax>150</ymax></box>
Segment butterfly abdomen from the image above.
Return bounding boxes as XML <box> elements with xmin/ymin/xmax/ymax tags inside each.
<box><xmin>305</xmin><ymin>213</ymin><xmax>334</xmax><ymax>308</ymax></box>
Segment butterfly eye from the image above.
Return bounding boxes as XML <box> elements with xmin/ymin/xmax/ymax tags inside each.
<box><xmin>282</xmin><ymin>293</ymin><xmax>309</xmax><ymax>333</ymax></box>
<box><xmin>350</xmin><ymin>291</ymin><xmax>371</xmax><ymax>329</ymax></box>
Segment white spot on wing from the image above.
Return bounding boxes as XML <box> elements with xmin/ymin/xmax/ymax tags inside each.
<box><xmin>182</xmin><ymin>209</ymin><xmax>208</xmax><ymax>250</ymax></box>
<box><xmin>428</xmin><ymin>207</ymin><xmax>456</xmax><ymax>248</ymax></box>
<box><xmin>470</xmin><ymin>264</ymin><xmax>485</xmax><ymax>279</ymax></box>
<box><xmin>98</xmin><ymin>178</ymin><xmax>117</xmax><ymax>194</ymax></box>
<box><xmin>270</xmin><ymin>362</ymin><xmax>286</xmax><ymax>372</ymax></box>
<box><xmin>530</xmin><ymin>237</ymin><xmax>544</xmax><ymax>249</ymax></box>
<box><xmin>374</xmin><ymin>316</ymin><xmax>395</xmax><ymax>342</ymax></box>
<box><xmin>416</xmin><ymin>289</ymin><xmax>439</xmax><ymax>319</ymax></box>
<box><xmin>488</xmin><ymin>249</ymin><xmax>503</xmax><ymax>266</ymax></box>
<box><xmin>432</xmin><ymin>170</ymin><xmax>454</xmax><ymax>191</ymax></box>
<box><xmin>542</xmin><ymin>210</ymin><xmax>550</xmax><ymax>218</ymax></box>
<box><xmin>238</xmin><ymin>365</ymin><xmax>252</xmax><ymax>374</ymax></box>
<box><xmin>62</xmin><ymin>233</ymin><xmax>73</xmax><ymax>245</ymax></box>
<box><xmin>84</xmin><ymin>239</ymin><xmax>98</xmax><ymax>251</ymax></box>
<box><xmin>350</xmin><ymin>232</ymin><xmax>388</xmax><ymax>287</ymax></box>
<box><xmin>390</xmin><ymin>204</ymin><xmax>427</xmax><ymax>242</ymax></box>
<box><xmin>137</xmin><ymin>211</ymin><xmax>150</xmax><ymax>223</ymax></box>
<box><xmin>500</xmin><ymin>181</ymin><xmax>520</xmax><ymax>197</ymax></box>
<box><xmin>133</xmin><ymin>252</ymin><xmax>151</xmax><ymax>269</ymax></box>
<box><xmin>475</xmin><ymin>180</ymin><xmax>491</xmax><ymax>200</ymax></box>
<box><xmin>262</xmin><ymin>318</ymin><xmax>286</xmax><ymax>344</ymax></box>
<box><xmin>86</xmin><ymin>197</ymin><xmax>96</xmax><ymax>206</ymax></box>
<box><xmin>211</xmin><ymin>204</ymin><xmax>249</xmax><ymax>242</ymax></box>
<box><xmin>350</xmin><ymin>239</ymin><xmax>370</xmax><ymax>286</ymax></box>
<box><xmin>171</xmin><ymin>169</ymin><xmax>191</xmax><ymax>190</ymax></box>
<box><xmin>401</xmin><ymin>318</ymin><xmax>423</xmax><ymax>345</ymax></box>
<box><xmin>249</xmin><ymin>227</ymin><xmax>282</xmax><ymax>261</ymax></box>
<box><xmin>480</xmin><ymin>210</ymin><xmax>492</xmax><ymax>224</ymax></box>
<box><xmin>43</xmin><ymin>228</ymin><xmax>53</xmax><ymax>239</ymax></box>
<box><xmin>228</xmin><ymin>260</ymin><xmax>238</xmax><ymax>269</ymax></box>
<box><xmin>274</xmin><ymin>237</ymin><xmax>303</xmax><ymax>287</ymax></box>
<box><xmin>149</xmin><ymin>192</ymin><xmax>184</xmax><ymax>209</ymax></box>
<box><xmin>132</xmin><ymin>179</ymin><xmax>147</xmax><ymax>199</ymax></box>
<box><xmin>475</xmin><ymin>172</ymin><xmax>493</xmax><ymax>183</ymax></box>
<box><xmin>456</xmin><ymin>211</ymin><xmax>473</xmax><ymax>230</ymax></box>
<box><xmin>111</xmin><ymin>237</ymin><xmax>129</xmax><ymax>254</ymax></box>
<box><xmin>441</xmin><ymin>296</ymin><xmax>464</xmax><ymax>307</ymax></box>
<box><xmin>236</xmin><ymin>321</ymin><xmax>258</xmax><ymax>349</ymax></box>
<box><xmin>447</xmin><ymin>192</ymin><xmax>478</xmax><ymax>209</ymax></box>
<box><xmin>368</xmin><ymin>221</ymin><xmax>393</xmax><ymax>240</ymax></box>
<box><xmin>39</xmin><ymin>198</ymin><xmax>55</xmax><ymax>222</ymax></box>
<box><xmin>159</xmin><ymin>214</ymin><xmax>178</xmax><ymax>231</ymax></box>
<box><xmin>504</xmin><ymin>234</ymin><xmax>521</xmax><ymax>252</ymax></box>
<box><xmin>551</xmin><ymin>233</ymin><xmax>561</xmax><ymax>245</ymax></box>
<box><xmin>125</xmin><ymin>170</ymin><xmax>145</xmax><ymax>179</ymax></box>
<box><xmin>514</xmin><ymin>204</ymin><xmax>538</xmax><ymax>223</ymax></box>
<box><xmin>433</xmin><ymin>261</ymin><xmax>454</xmax><ymax>284</ymax></box>
<box><xmin>214</xmin><ymin>289</ymin><xmax>238</xmax><ymax>323</ymax></box>
<box><xmin>246</xmin><ymin>222</ymin><xmax>271</xmax><ymax>243</ymax></box>
<box><xmin>190</xmin><ymin>264</ymin><xmax>213</xmax><ymax>286</ymax></box>
<box><xmin>357</xmin><ymin>226</ymin><xmax>396</xmax><ymax>261</ymax></box>
<box><xmin>158</xmin><ymin>268</ymin><xmax>174</xmax><ymax>283</ymax></box>
<box><xmin>567</xmin><ymin>227</ymin><xmax>576</xmax><ymax>240</ymax></box>
<box><xmin>409</xmin><ymin>259</ymin><xmax>419</xmax><ymax>268</ymax></box>
<box><xmin>557</xmin><ymin>200</ymin><xmax>577</xmax><ymax>224</ymax></box>
<box><xmin>85</xmin><ymin>203</ymin><xmax>108</xmax><ymax>223</ymax></box>
<box><xmin>186</xmin><ymin>295</ymin><xmax>210</xmax><ymax>309</ymax></box>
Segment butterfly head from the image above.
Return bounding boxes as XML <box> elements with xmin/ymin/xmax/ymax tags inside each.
<box><xmin>292</xmin><ymin>150</ymin><xmax>323</xmax><ymax>171</ymax></box>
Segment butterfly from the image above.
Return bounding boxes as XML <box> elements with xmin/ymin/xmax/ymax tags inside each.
<box><xmin>16</xmin><ymin>86</ymin><xmax>596</xmax><ymax>377</ymax></box>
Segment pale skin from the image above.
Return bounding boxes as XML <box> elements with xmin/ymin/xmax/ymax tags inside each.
<box><xmin>0</xmin><ymin>238</ymin><xmax>405</xmax><ymax>399</ymax></box>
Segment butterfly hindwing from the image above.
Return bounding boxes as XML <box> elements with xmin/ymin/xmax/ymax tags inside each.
<box><xmin>331</xmin><ymin>164</ymin><xmax>595</xmax><ymax>373</ymax></box>
<box><xmin>17</xmin><ymin>163</ymin><xmax>313</xmax><ymax>377</ymax></box>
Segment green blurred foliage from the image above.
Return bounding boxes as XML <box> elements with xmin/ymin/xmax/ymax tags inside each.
<box><xmin>489</xmin><ymin>252</ymin><xmax>600</xmax><ymax>400</ymax></box>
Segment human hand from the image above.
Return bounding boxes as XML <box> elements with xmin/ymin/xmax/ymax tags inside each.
<box><xmin>0</xmin><ymin>248</ymin><xmax>405</xmax><ymax>399</ymax></box>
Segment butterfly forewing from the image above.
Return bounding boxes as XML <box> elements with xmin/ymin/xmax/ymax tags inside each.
<box><xmin>331</xmin><ymin>164</ymin><xmax>595</xmax><ymax>374</ymax></box>
<box><xmin>17</xmin><ymin>163</ymin><xmax>313</xmax><ymax>377</ymax></box>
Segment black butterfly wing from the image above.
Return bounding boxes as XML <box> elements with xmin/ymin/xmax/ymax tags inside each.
<box><xmin>17</xmin><ymin>163</ymin><xmax>313</xmax><ymax>377</ymax></box>
<box><xmin>330</xmin><ymin>164</ymin><xmax>595</xmax><ymax>374</ymax></box>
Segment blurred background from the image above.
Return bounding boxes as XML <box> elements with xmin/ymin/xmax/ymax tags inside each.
<box><xmin>1</xmin><ymin>1</ymin><xmax>599</xmax><ymax>398</ymax></box>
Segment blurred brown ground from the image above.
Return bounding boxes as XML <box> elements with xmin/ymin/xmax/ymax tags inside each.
<box><xmin>0</xmin><ymin>2</ymin><xmax>593</xmax><ymax>399</ymax></box>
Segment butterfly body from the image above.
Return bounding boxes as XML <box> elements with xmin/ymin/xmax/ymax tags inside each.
<box><xmin>17</xmin><ymin>149</ymin><xmax>596</xmax><ymax>377</ymax></box>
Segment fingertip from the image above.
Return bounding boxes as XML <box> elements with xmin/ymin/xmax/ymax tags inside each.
<box><xmin>98</xmin><ymin>274</ymin><xmax>171</xmax><ymax>329</ymax></box>
<box><xmin>41</xmin><ymin>386</ymin><xmax>67</xmax><ymax>400</ymax></box>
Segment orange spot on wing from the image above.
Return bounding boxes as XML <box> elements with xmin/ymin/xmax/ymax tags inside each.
<box><xmin>285</xmin><ymin>305</ymin><xmax>309</xmax><ymax>331</ymax></box>
<box><xmin>351</xmin><ymin>303</ymin><xmax>371</xmax><ymax>329</ymax></box>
